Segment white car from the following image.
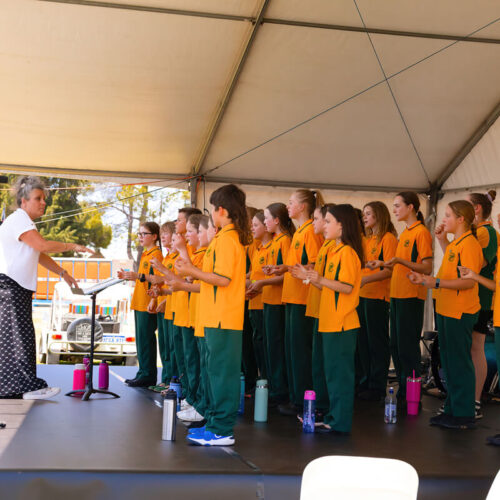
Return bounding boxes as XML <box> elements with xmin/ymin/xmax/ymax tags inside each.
<box><xmin>39</xmin><ymin>281</ymin><xmax>137</xmax><ymax>365</ymax></box>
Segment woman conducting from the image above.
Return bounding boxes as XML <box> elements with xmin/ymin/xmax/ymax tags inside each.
<box><xmin>0</xmin><ymin>176</ymin><xmax>93</xmax><ymax>400</ymax></box>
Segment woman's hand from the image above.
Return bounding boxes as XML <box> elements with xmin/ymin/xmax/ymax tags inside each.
<box><xmin>261</xmin><ymin>265</ymin><xmax>273</xmax><ymax>276</ymax></box>
<box><xmin>383</xmin><ymin>257</ymin><xmax>400</xmax><ymax>270</ymax></box>
<box><xmin>117</xmin><ymin>269</ymin><xmax>138</xmax><ymax>281</ymax></box>
<box><xmin>247</xmin><ymin>280</ymin><xmax>263</xmax><ymax>294</ymax></box>
<box><xmin>290</xmin><ymin>264</ymin><xmax>308</xmax><ymax>280</ymax></box>
<box><xmin>458</xmin><ymin>266</ymin><xmax>478</xmax><ymax>280</ymax></box>
<box><xmin>62</xmin><ymin>271</ymin><xmax>79</xmax><ymax>288</ymax></box>
<box><xmin>408</xmin><ymin>272</ymin><xmax>436</xmax><ymax>288</ymax></box>
<box><xmin>365</xmin><ymin>260</ymin><xmax>383</xmax><ymax>270</ymax></box>
<box><xmin>305</xmin><ymin>270</ymin><xmax>320</xmax><ymax>285</ymax></box>
<box><xmin>72</xmin><ymin>243</ymin><xmax>95</xmax><ymax>255</ymax></box>
<box><xmin>147</xmin><ymin>284</ymin><xmax>161</xmax><ymax>298</ymax></box>
<box><xmin>148</xmin><ymin>274</ymin><xmax>165</xmax><ymax>285</ymax></box>
<box><xmin>270</xmin><ymin>264</ymin><xmax>288</xmax><ymax>276</ymax></box>
<box><xmin>147</xmin><ymin>299</ymin><xmax>156</xmax><ymax>313</ymax></box>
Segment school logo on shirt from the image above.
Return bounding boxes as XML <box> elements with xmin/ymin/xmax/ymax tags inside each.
<box><xmin>318</xmin><ymin>255</ymin><xmax>323</xmax><ymax>264</ymax></box>
<box><xmin>328</xmin><ymin>262</ymin><xmax>334</xmax><ymax>272</ymax></box>
<box><xmin>403</xmin><ymin>240</ymin><xmax>410</xmax><ymax>248</ymax></box>
<box><xmin>271</xmin><ymin>249</ymin><xmax>275</xmax><ymax>257</ymax></box>
<box><xmin>448</xmin><ymin>250</ymin><xmax>456</xmax><ymax>262</ymax></box>
<box><xmin>371</xmin><ymin>247</ymin><xmax>377</xmax><ymax>254</ymax></box>
<box><xmin>259</xmin><ymin>256</ymin><xmax>265</xmax><ymax>265</ymax></box>
<box><xmin>294</xmin><ymin>241</ymin><xmax>300</xmax><ymax>250</ymax></box>
<box><xmin>143</xmin><ymin>261</ymin><xmax>149</xmax><ymax>270</ymax></box>
<box><xmin>167</xmin><ymin>263</ymin><xmax>173</xmax><ymax>270</ymax></box>
<box><xmin>206</xmin><ymin>248</ymin><xmax>212</xmax><ymax>257</ymax></box>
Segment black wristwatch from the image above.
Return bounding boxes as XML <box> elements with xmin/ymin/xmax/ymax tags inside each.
<box><xmin>139</xmin><ymin>273</ymin><xmax>146</xmax><ymax>282</ymax></box>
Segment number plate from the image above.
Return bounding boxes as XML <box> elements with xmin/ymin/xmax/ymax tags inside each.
<box><xmin>102</xmin><ymin>335</ymin><xmax>125</xmax><ymax>344</ymax></box>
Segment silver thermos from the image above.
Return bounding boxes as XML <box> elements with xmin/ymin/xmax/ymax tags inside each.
<box><xmin>162</xmin><ymin>389</ymin><xmax>177</xmax><ymax>441</ymax></box>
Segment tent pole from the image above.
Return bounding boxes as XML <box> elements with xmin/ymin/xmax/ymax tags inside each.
<box><xmin>189</xmin><ymin>178</ymin><xmax>198</xmax><ymax>208</ymax></box>
<box><xmin>423</xmin><ymin>185</ymin><xmax>442</xmax><ymax>334</ymax></box>
<box><xmin>191</xmin><ymin>0</ymin><xmax>271</xmax><ymax>176</ymax></box>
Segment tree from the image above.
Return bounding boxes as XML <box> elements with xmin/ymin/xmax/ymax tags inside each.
<box><xmin>110</xmin><ymin>184</ymin><xmax>189</xmax><ymax>270</ymax></box>
<box><xmin>0</xmin><ymin>174</ymin><xmax>112</xmax><ymax>255</ymax></box>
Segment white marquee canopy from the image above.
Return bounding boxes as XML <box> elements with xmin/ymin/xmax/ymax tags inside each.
<box><xmin>1</xmin><ymin>0</ymin><xmax>500</xmax><ymax>197</ymax></box>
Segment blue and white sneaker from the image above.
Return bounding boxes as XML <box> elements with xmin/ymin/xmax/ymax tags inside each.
<box><xmin>186</xmin><ymin>430</ymin><xmax>235</xmax><ymax>446</ymax></box>
<box><xmin>187</xmin><ymin>425</ymin><xmax>206</xmax><ymax>436</ymax></box>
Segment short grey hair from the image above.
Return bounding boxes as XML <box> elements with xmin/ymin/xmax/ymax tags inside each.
<box><xmin>13</xmin><ymin>176</ymin><xmax>46</xmax><ymax>207</ymax></box>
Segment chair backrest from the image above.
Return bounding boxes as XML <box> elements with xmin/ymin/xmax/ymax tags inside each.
<box><xmin>486</xmin><ymin>469</ymin><xmax>500</xmax><ymax>499</ymax></box>
<box><xmin>300</xmin><ymin>455</ymin><xmax>419</xmax><ymax>500</ymax></box>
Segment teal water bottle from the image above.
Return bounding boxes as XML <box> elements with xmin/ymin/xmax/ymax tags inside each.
<box><xmin>254</xmin><ymin>379</ymin><xmax>268</xmax><ymax>422</ymax></box>
<box><xmin>238</xmin><ymin>373</ymin><xmax>245</xmax><ymax>415</ymax></box>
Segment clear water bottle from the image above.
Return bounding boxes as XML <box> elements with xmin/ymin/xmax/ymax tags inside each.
<box><xmin>384</xmin><ymin>387</ymin><xmax>397</xmax><ymax>424</ymax></box>
<box><xmin>303</xmin><ymin>390</ymin><xmax>316</xmax><ymax>433</ymax></box>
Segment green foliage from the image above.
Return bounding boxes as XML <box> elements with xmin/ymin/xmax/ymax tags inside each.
<box><xmin>0</xmin><ymin>174</ymin><xmax>112</xmax><ymax>255</ymax></box>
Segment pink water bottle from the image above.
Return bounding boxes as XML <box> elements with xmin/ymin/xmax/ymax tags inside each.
<box><xmin>72</xmin><ymin>364</ymin><xmax>86</xmax><ymax>393</ymax></box>
<box><xmin>83</xmin><ymin>356</ymin><xmax>90</xmax><ymax>388</ymax></box>
<box><xmin>98</xmin><ymin>361</ymin><xmax>109</xmax><ymax>390</ymax></box>
<box><xmin>406</xmin><ymin>370</ymin><xmax>422</xmax><ymax>415</ymax></box>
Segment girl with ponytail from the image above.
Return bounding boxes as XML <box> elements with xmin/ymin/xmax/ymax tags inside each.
<box><xmin>466</xmin><ymin>190</ymin><xmax>498</xmax><ymax>416</ymax></box>
<box><xmin>383</xmin><ymin>191</ymin><xmax>433</xmax><ymax>402</ymax></box>
<box><xmin>272</xmin><ymin>190</ymin><xmax>324</xmax><ymax>415</ymax></box>
<box><xmin>409</xmin><ymin>200</ymin><xmax>483</xmax><ymax>429</ymax></box>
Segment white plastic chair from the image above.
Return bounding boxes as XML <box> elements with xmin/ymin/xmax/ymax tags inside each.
<box><xmin>300</xmin><ymin>455</ymin><xmax>419</xmax><ymax>500</ymax></box>
<box><xmin>486</xmin><ymin>469</ymin><xmax>500</xmax><ymax>499</ymax></box>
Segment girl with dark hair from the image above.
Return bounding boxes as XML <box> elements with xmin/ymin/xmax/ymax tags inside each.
<box><xmin>466</xmin><ymin>191</ymin><xmax>498</xmax><ymax>417</ymax></box>
<box><xmin>292</xmin><ymin>204</ymin><xmax>336</xmax><ymax>419</ymax></box>
<box><xmin>175</xmin><ymin>184</ymin><xmax>247</xmax><ymax>446</ymax></box>
<box><xmin>356</xmin><ymin>201</ymin><xmax>398</xmax><ymax>401</ymax></box>
<box><xmin>118</xmin><ymin>221</ymin><xmax>163</xmax><ymax>387</ymax></box>
<box><xmin>383</xmin><ymin>191</ymin><xmax>432</xmax><ymax>402</ymax></box>
<box><xmin>246</xmin><ymin>203</ymin><xmax>293</xmax><ymax>405</ymax></box>
<box><xmin>272</xmin><ymin>190</ymin><xmax>324</xmax><ymax>415</ymax></box>
<box><xmin>246</xmin><ymin>210</ymin><xmax>272</xmax><ymax>380</ymax></box>
<box><xmin>409</xmin><ymin>200</ymin><xmax>482</xmax><ymax>429</ymax></box>
<box><xmin>305</xmin><ymin>204</ymin><xmax>363</xmax><ymax>434</ymax></box>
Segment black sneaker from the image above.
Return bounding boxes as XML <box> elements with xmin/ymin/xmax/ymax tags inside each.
<box><xmin>186</xmin><ymin>418</ymin><xmax>207</xmax><ymax>429</ymax></box>
<box><xmin>429</xmin><ymin>414</ymin><xmax>448</xmax><ymax>427</ymax></box>
<box><xmin>441</xmin><ymin>416</ymin><xmax>476</xmax><ymax>430</ymax></box>
<box><xmin>126</xmin><ymin>378</ymin><xmax>156</xmax><ymax>387</ymax></box>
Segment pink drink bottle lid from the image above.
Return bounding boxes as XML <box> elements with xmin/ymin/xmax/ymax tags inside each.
<box><xmin>75</xmin><ymin>364</ymin><xmax>85</xmax><ymax>370</ymax></box>
<box><xmin>304</xmin><ymin>390</ymin><xmax>316</xmax><ymax>400</ymax></box>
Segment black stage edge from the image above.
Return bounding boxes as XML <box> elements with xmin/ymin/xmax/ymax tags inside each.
<box><xmin>0</xmin><ymin>365</ymin><xmax>498</xmax><ymax>500</ymax></box>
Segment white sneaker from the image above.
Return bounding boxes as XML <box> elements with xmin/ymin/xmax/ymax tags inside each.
<box><xmin>23</xmin><ymin>387</ymin><xmax>61</xmax><ymax>400</ymax></box>
<box><xmin>177</xmin><ymin>407</ymin><xmax>204</xmax><ymax>422</ymax></box>
<box><xmin>180</xmin><ymin>399</ymin><xmax>192</xmax><ymax>411</ymax></box>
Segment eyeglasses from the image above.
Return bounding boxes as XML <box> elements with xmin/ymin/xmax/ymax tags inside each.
<box><xmin>137</xmin><ymin>232</ymin><xmax>153</xmax><ymax>237</ymax></box>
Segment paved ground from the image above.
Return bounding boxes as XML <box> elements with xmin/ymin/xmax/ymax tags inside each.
<box><xmin>0</xmin><ymin>401</ymin><xmax>33</xmax><ymax>457</ymax></box>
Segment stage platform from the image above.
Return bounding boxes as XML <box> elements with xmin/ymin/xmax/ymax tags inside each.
<box><xmin>0</xmin><ymin>365</ymin><xmax>498</xmax><ymax>500</ymax></box>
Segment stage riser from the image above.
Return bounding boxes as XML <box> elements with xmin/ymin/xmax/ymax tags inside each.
<box><xmin>0</xmin><ymin>472</ymin><xmax>492</xmax><ymax>500</ymax></box>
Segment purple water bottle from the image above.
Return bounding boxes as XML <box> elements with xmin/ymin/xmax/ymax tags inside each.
<box><xmin>98</xmin><ymin>361</ymin><xmax>109</xmax><ymax>390</ymax></box>
<box><xmin>83</xmin><ymin>356</ymin><xmax>90</xmax><ymax>388</ymax></box>
<box><xmin>303</xmin><ymin>390</ymin><xmax>316</xmax><ymax>433</ymax></box>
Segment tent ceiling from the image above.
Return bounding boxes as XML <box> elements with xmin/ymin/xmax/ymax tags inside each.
<box><xmin>1</xmin><ymin>0</ymin><xmax>499</xmax><ymax>192</ymax></box>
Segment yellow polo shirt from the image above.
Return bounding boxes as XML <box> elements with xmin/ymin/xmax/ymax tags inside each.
<box><xmin>390</xmin><ymin>221</ymin><xmax>433</xmax><ymax>300</ymax></box>
<box><xmin>435</xmin><ymin>230</ymin><xmax>483</xmax><ymax>319</ymax></box>
<box><xmin>282</xmin><ymin>220</ymin><xmax>324</xmax><ymax>305</ymax></box>
<box><xmin>318</xmin><ymin>244</ymin><xmax>361</xmax><ymax>333</ymax></box>
<box><xmin>198</xmin><ymin>224</ymin><xmax>246</xmax><ymax>331</ymax></box>
<box><xmin>130</xmin><ymin>246</ymin><xmax>163</xmax><ymax>312</ymax></box>
<box><xmin>360</xmin><ymin>232</ymin><xmax>398</xmax><ymax>302</ymax></box>
<box><xmin>262</xmin><ymin>233</ymin><xmax>291</xmax><ymax>305</ymax></box>
<box><xmin>249</xmin><ymin>241</ymin><xmax>268</xmax><ymax>311</ymax></box>
<box><xmin>306</xmin><ymin>239</ymin><xmax>336</xmax><ymax>319</ymax></box>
